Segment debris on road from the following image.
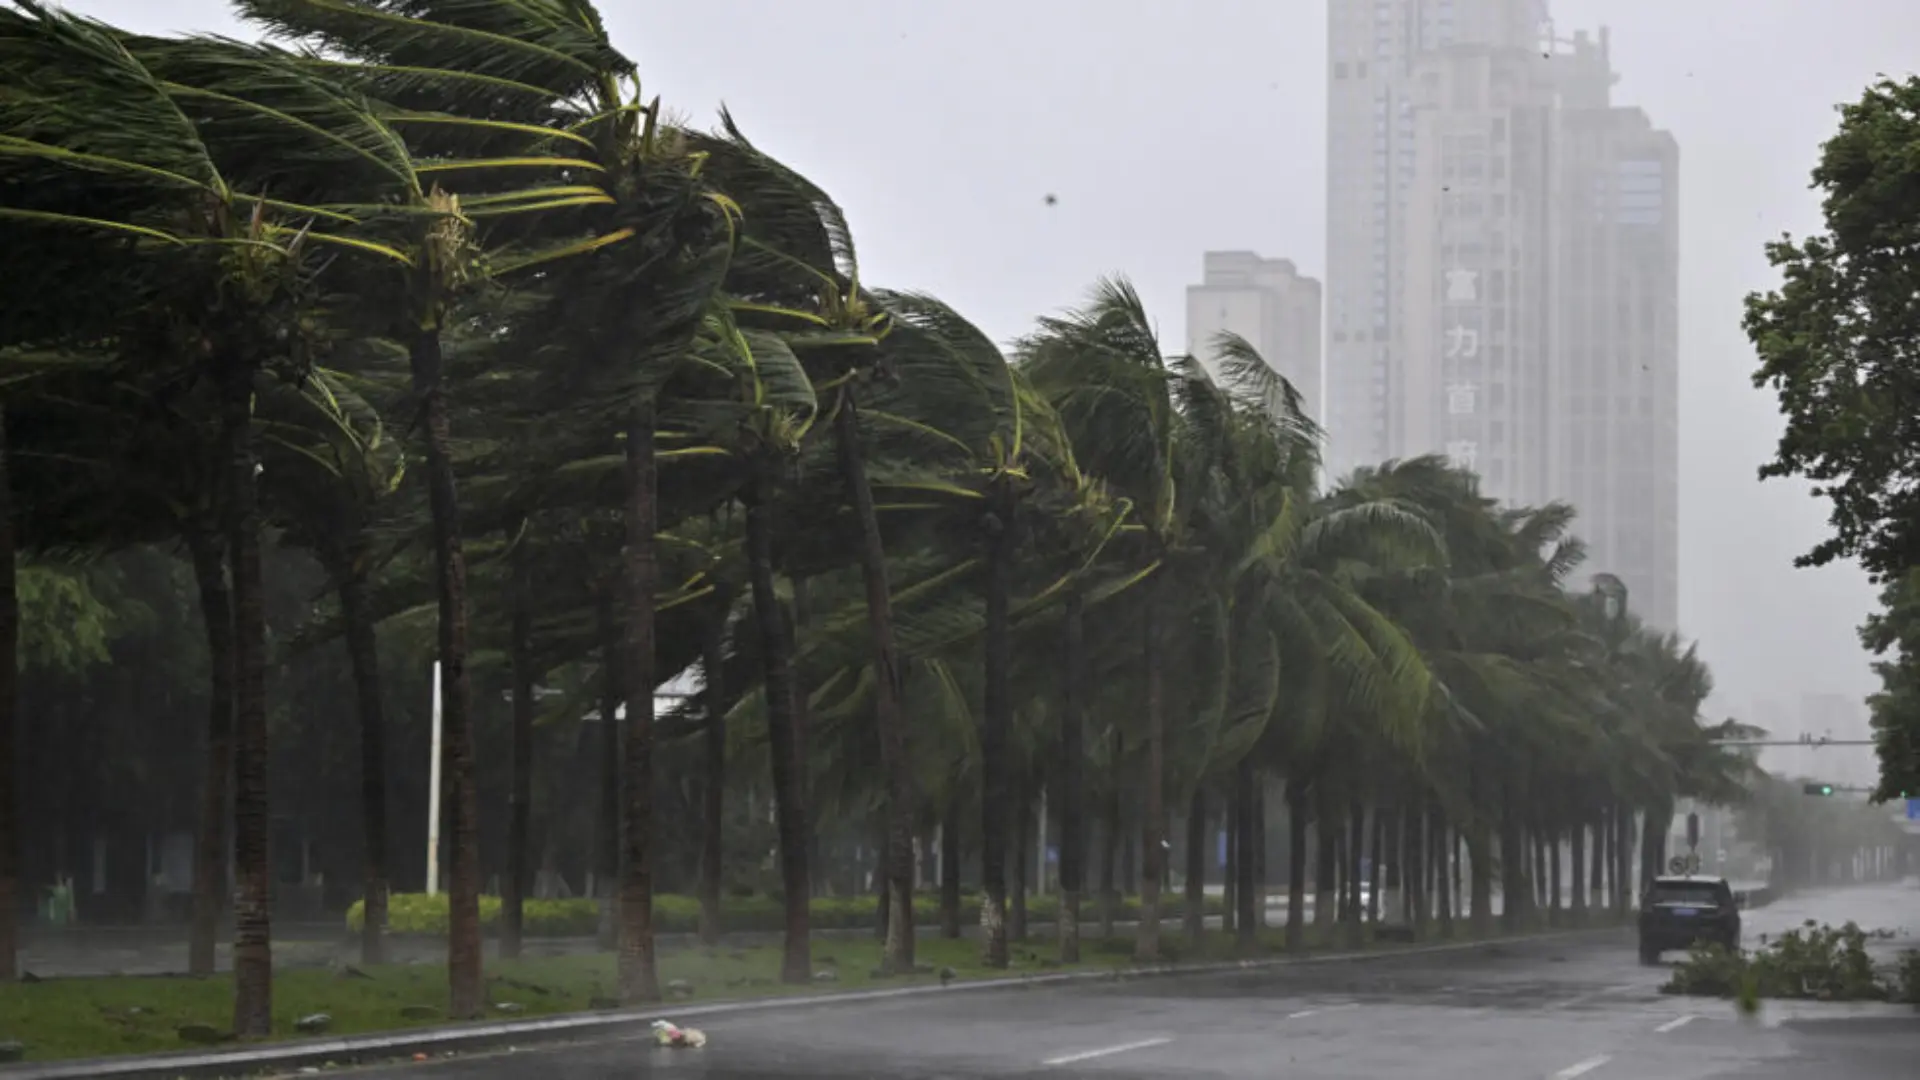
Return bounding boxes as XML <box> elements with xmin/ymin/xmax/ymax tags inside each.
<box><xmin>295</xmin><ymin>1012</ymin><xmax>333</xmax><ymax>1034</ymax></box>
<box><xmin>651</xmin><ymin>1019</ymin><xmax>707</xmax><ymax>1049</ymax></box>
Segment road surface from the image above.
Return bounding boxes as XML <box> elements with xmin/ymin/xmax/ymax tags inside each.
<box><xmin>321</xmin><ymin>880</ymin><xmax>1918</xmax><ymax>1080</ymax></box>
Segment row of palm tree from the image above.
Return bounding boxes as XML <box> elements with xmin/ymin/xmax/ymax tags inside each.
<box><xmin>0</xmin><ymin>0</ymin><xmax>1751</xmax><ymax>1038</ymax></box>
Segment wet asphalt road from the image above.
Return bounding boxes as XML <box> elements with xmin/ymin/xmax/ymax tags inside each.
<box><xmin>323</xmin><ymin>881</ymin><xmax>1920</xmax><ymax>1080</ymax></box>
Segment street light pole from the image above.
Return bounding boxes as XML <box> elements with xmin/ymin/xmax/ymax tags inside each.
<box><xmin>426</xmin><ymin>660</ymin><xmax>443</xmax><ymax>897</ymax></box>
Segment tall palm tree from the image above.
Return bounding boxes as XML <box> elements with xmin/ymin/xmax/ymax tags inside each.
<box><xmin>257</xmin><ymin>368</ymin><xmax>406</xmax><ymax>966</ymax></box>
<box><xmin>1019</xmin><ymin>278</ymin><xmax>1184</xmax><ymax>961</ymax></box>
<box><xmin>238</xmin><ymin>0</ymin><xmax>741</xmax><ymax>1007</ymax></box>
<box><xmin>0</xmin><ymin>6</ymin><xmax>425</xmax><ymax>1028</ymax></box>
<box><xmin>685</xmin><ymin>119</ymin><xmax>924</xmax><ymax>971</ymax></box>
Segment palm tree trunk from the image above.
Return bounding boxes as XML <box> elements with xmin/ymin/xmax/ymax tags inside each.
<box><xmin>1433</xmin><ymin>814</ymin><xmax>1454</xmax><ymax>936</ymax></box>
<box><xmin>978</xmin><ymin>498</ymin><xmax>1012</xmax><ymax>969</ymax></box>
<box><xmin>1570</xmin><ymin>821</ymin><xmax>1588</xmax><ymax>924</ymax></box>
<box><xmin>1498</xmin><ymin>782</ymin><xmax>1525</xmax><ymax>933</ymax></box>
<box><xmin>1641</xmin><ymin>806</ymin><xmax>1669</xmax><ymax>890</ymax></box>
<box><xmin>743</xmin><ymin>473</ymin><xmax>810</xmax><ymax>983</ymax></box>
<box><xmin>185</xmin><ymin>528</ymin><xmax>232</xmax><ymax>979</ymax></box>
<box><xmin>617</xmin><ymin>394</ymin><xmax>661</xmax><ymax>1003</ymax></box>
<box><xmin>1222</xmin><ymin>788</ymin><xmax>1236</xmax><ymax>938</ymax></box>
<box><xmin>698</xmin><ymin>598</ymin><xmax>727</xmax><ymax>946</ymax></box>
<box><xmin>1099</xmin><ymin>785</ymin><xmax>1119</xmax><ymax>940</ymax></box>
<box><xmin>1285</xmin><ymin>780</ymin><xmax>1307</xmax><ymax>952</ymax></box>
<box><xmin>1184</xmin><ymin>786</ymin><xmax>1206</xmax><ymax>947</ymax></box>
<box><xmin>939</xmin><ymin>800</ymin><xmax>961</xmax><ymax>939</ymax></box>
<box><xmin>1532</xmin><ymin>830</ymin><xmax>1549</xmax><ymax>917</ymax></box>
<box><xmin>1344</xmin><ymin>801</ymin><xmax>1365</xmax><ymax>946</ymax></box>
<box><xmin>1613</xmin><ymin>802</ymin><xmax>1634</xmax><ymax>911</ymax></box>
<box><xmin>833</xmin><ymin>394</ymin><xmax>915</xmax><ymax>973</ymax></box>
<box><xmin>339</xmin><ymin>564</ymin><xmax>391</xmax><ymax>967</ymax></box>
<box><xmin>1590</xmin><ymin>812</ymin><xmax>1607</xmax><ymax>912</ymax></box>
<box><xmin>1314</xmin><ymin>792</ymin><xmax>1337</xmax><ymax>930</ymax></box>
<box><xmin>407</xmin><ymin>330</ymin><xmax>482</xmax><ymax>1019</ymax></box>
<box><xmin>1251</xmin><ymin>782</ymin><xmax>1267</xmax><ymax>933</ymax></box>
<box><xmin>1011</xmin><ymin>783</ymin><xmax>1030</xmax><ymax>943</ymax></box>
<box><xmin>501</xmin><ymin>531</ymin><xmax>534</xmax><ymax>961</ymax></box>
<box><xmin>1548</xmin><ymin>827</ymin><xmax>1563</xmax><ymax>923</ymax></box>
<box><xmin>1406</xmin><ymin>805</ymin><xmax>1426</xmax><ymax>934</ymax></box>
<box><xmin>594</xmin><ymin>598</ymin><xmax>621</xmax><ymax>951</ymax></box>
<box><xmin>873</xmin><ymin>820</ymin><xmax>890</xmax><ymax>940</ymax></box>
<box><xmin>1467</xmin><ymin>827</ymin><xmax>1493</xmax><ymax>938</ymax></box>
<box><xmin>0</xmin><ymin>412</ymin><xmax>18</xmax><ymax>981</ymax></box>
<box><xmin>222</xmin><ymin>365</ymin><xmax>273</xmax><ymax>1038</ymax></box>
<box><xmin>1368</xmin><ymin>810</ymin><xmax>1384</xmax><ymax>923</ymax></box>
<box><xmin>1057</xmin><ymin>590</ymin><xmax>1086</xmax><ymax>963</ymax></box>
<box><xmin>1233</xmin><ymin>763</ymin><xmax>1257</xmax><ymax>948</ymax></box>
<box><xmin>1134</xmin><ymin>585</ymin><xmax>1166</xmax><ymax>963</ymax></box>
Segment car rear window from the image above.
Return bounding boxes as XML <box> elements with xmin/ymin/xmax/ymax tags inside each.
<box><xmin>1648</xmin><ymin>881</ymin><xmax>1721</xmax><ymax>905</ymax></box>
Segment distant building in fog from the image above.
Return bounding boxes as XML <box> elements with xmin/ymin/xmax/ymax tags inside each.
<box><xmin>1185</xmin><ymin>252</ymin><xmax>1322</xmax><ymax>422</ymax></box>
<box><xmin>1323</xmin><ymin>0</ymin><xmax>1679</xmax><ymax>629</ymax></box>
<box><xmin>1548</xmin><ymin>29</ymin><xmax>1680</xmax><ymax>632</ymax></box>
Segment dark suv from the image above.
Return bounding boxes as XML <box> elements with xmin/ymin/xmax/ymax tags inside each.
<box><xmin>1638</xmin><ymin>875</ymin><xmax>1741</xmax><ymax>964</ymax></box>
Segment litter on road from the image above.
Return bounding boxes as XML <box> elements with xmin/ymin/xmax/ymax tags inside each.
<box><xmin>650</xmin><ymin>1019</ymin><xmax>707</xmax><ymax>1049</ymax></box>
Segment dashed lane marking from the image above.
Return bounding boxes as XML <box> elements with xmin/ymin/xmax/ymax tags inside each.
<box><xmin>1655</xmin><ymin>1014</ymin><xmax>1699</xmax><ymax>1033</ymax></box>
<box><xmin>1550</xmin><ymin>1055</ymin><xmax>1612</xmax><ymax>1078</ymax></box>
<box><xmin>1041</xmin><ymin>1036</ymin><xmax>1173</xmax><ymax>1066</ymax></box>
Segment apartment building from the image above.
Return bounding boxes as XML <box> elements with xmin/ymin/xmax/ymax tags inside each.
<box><xmin>1325</xmin><ymin>0</ymin><xmax>1679</xmax><ymax>627</ymax></box>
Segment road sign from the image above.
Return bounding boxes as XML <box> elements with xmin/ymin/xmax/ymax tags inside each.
<box><xmin>1907</xmin><ymin>797</ymin><xmax>1920</xmax><ymax>821</ymax></box>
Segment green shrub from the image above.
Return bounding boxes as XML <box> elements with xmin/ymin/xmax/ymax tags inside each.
<box><xmin>346</xmin><ymin>890</ymin><xmax>1224</xmax><ymax>938</ymax></box>
<box><xmin>1663</xmin><ymin>920</ymin><xmax>1897</xmax><ymax>1002</ymax></box>
<box><xmin>1893</xmin><ymin>949</ymin><xmax>1920</xmax><ymax>1006</ymax></box>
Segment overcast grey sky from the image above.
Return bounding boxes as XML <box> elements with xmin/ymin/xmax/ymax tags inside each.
<box><xmin>71</xmin><ymin>1</ymin><xmax>1920</xmax><ymax>724</ymax></box>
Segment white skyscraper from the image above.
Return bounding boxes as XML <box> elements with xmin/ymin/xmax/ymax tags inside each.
<box><xmin>1324</xmin><ymin>0</ymin><xmax>1550</xmax><ymax>486</ymax></box>
<box><xmin>1326</xmin><ymin>0</ymin><xmax>1679</xmax><ymax>628</ymax></box>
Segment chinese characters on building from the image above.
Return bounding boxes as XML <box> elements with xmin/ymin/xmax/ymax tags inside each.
<box><xmin>1442</xmin><ymin>264</ymin><xmax>1479</xmax><ymax>470</ymax></box>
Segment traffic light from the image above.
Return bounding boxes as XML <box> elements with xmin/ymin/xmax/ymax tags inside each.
<box><xmin>1803</xmin><ymin>782</ymin><xmax>1835</xmax><ymax>796</ymax></box>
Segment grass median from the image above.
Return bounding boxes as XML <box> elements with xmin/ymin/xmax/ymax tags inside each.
<box><xmin>0</xmin><ymin>915</ymin><xmax>1612</xmax><ymax>1063</ymax></box>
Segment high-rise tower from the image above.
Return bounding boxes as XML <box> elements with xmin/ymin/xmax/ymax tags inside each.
<box><xmin>1549</xmin><ymin>29</ymin><xmax>1679</xmax><ymax>629</ymax></box>
<box><xmin>1323</xmin><ymin>0</ymin><xmax>1551</xmax><ymax>487</ymax></box>
<box><xmin>1325</xmin><ymin>1</ymin><xmax>1679</xmax><ymax>629</ymax></box>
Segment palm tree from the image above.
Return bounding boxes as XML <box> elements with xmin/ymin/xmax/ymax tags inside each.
<box><xmin>257</xmin><ymin>369</ymin><xmax>405</xmax><ymax>966</ymax></box>
<box><xmin>0</xmin><ymin>7</ymin><xmax>428</xmax><ymax>1028</ymax></box>
<box><xmin>685</xmin><ymin>116</ymin><xmax>930</xmax><ymax>972</ymax></box>
<box><xmin>1020</xmin><ymin>278</ymin><xmax>1185</xmax><ymax>962</ymax></box>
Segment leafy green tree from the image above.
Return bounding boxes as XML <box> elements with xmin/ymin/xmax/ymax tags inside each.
<box><xmin>1746</xmin><ymin>77</ymin><xmax>1920</xmax><ymax>803</ymax></box>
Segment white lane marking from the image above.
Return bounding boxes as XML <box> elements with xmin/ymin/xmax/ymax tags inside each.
<box><xmin>1042</xmin><ymin>1036</ymin><xmax>1173</xmax><ymax>1066</ymax></box>
<box><xmin>1551</xmin><ymin>983</ymin><xmax>1640</xmax><ymax>1011</ymax></box>
<box><xmin>1656</xmin><ymin>1014</ymin><xmax>1698</xmax><ymax>1033</ymax></box>
<box><xmin>1551</xmin><ymin>1055</ymin><xmax>1613</xmax><ymax>1079</ymax></box>
<box><xmin>1288</xmin><ymin>1001</ymin><xmax>1359</xmax><ymax>1018</ymax></box>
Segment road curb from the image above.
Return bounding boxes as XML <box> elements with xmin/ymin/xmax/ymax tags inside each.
<box><xmin>0</xmin><ymin>925</ymin><xmax>1627</xmax><ymax>1079</ymax></box>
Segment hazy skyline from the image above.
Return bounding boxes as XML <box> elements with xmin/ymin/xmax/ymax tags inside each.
<box><xmin>71</xmin><ymin>0</ymin><xmax>1920</xmax><ymax>733</ymax></box>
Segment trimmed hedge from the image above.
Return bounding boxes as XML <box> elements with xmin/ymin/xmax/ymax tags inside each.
<box><xmin>346</xmin><ymin>891</ymin><xmax>1227</xmax><ymax>938</ymax></box>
